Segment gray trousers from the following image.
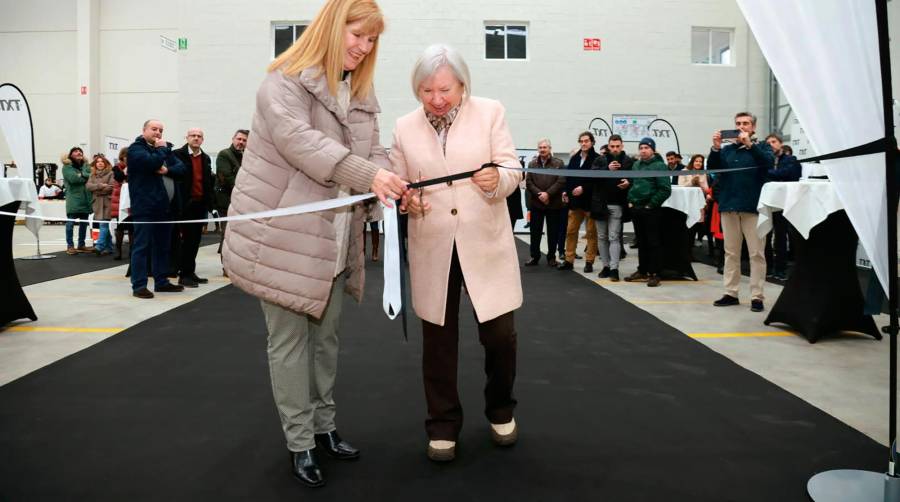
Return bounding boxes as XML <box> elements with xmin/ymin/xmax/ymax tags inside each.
<box><xmin>596</xmin><ymin>204</ymin><xmax>623</xmax><ymax>270</ymax></box>
<box><xmin>259</xmin><ymin>275</ymin><xmax>344</xmax><ymax>452</ymax></box>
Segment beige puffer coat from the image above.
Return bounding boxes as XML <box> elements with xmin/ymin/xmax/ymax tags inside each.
<box><xmin>223</xmin><ymin>67</ymin><xmax>389</xmax><ymax>318</ymax></box>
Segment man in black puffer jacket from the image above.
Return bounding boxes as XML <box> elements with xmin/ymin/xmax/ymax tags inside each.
<box><xmin>590</xmin><ymin>134</ymin><xmax>633</xmax><ymax>281</ymax></box>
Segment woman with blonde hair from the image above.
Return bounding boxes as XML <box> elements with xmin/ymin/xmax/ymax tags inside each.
<box><xmin>394</xmin><ymin>44</ymin><xmax>523</xmax><ymax>462</ymax></box>
<box><xmin>86</xmin><ymin>154</ymin><xmax>114</xmax><ymax>255</ymax></box>
<box><xmin>222</xmin><ymin>0</ymin><xmax>407</xmax><ymax>488</ymax></box>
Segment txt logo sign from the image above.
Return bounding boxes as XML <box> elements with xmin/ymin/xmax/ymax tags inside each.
<box><xmin>0</xmin><ymin>99</ymin><xmax>22</xmax><ymax>111</ymax></box>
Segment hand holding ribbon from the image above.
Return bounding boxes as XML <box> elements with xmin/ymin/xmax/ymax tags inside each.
<box><xmin>472</xmin><ymin>164</ymin><xmax>500</xmax><ymax>193</ymax></box>
<box><xmin>371</xmin><ymin>168</ymin><xmax>409</xmax><ymax>207</ymax></box>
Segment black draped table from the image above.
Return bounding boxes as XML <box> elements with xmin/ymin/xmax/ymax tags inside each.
<box><xmin>0</xmin><ymin>178</ymin><xmax>39</xmax><ymax>326</ymax></box>
<box><xmin>659</xmin><ymin>186</ymin><xmax>705</xmax><ymax>281</ymax></box>
<box><xmin>756</xmin><ymin>181</ymin><xmax>879</xmax><ymax>343</ymax></box>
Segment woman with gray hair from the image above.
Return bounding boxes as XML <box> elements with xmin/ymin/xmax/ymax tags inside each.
<box><xmin>392</xmin><ymin>44</ymin><xmax>524</xmax><ymax>462</ymax></box>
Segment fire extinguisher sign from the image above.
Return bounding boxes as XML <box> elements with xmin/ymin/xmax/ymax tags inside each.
<box><xmin>583</xmin><ymin>38</ymin><xmax>601</xmax><ymax>51</ymax></box>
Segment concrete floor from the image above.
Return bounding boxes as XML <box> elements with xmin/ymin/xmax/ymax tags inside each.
<box><xmin>3</xmin><ymin>222</ymin><xmax>896</xmax><ymax>448</ymax></box>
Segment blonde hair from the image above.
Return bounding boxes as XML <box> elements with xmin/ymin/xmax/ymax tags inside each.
<box><xmin>268</xmin><ymin>0</ymin><xmax>384</xmax><ymax>99</ymax></box>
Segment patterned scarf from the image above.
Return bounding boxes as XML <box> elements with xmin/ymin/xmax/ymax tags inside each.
<box><xmin>426</xmin><ymin>106</ymin><xmax>460</xmax><ymax>153</ymax></box>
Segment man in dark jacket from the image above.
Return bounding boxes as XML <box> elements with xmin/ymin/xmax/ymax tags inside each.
<box><xmin>215</xmin><ymin>129</ymin><xmax>247</xmax><ymax>264</ymax></box>
<box><xmin>709</xmin><ymin>112</ymin><xmax>775</xmax><ymax>312</ymax></box>
<box><xmin>525</xmin><ymin>139</ymin><xmax>566</xmax><ymax>266</ymax></box>
<box><xmin>558</xmin><ymin>131</ymin><xmax>600</xmax><ymax>272</ymax></box>
<box><xmin>665</xmin><ymin>151</ymin><xmax>685</xmax><ymax>185</ymax></box>
<box><xmin>591</xmin><ymin>134</ymin><xmax>632</xmax><ymax>281</ymax></box>
<box><xmin>763</xmin><ymin>133</ymin><xmax>801</xmax><ymax>280</ymax></box>
<box><xmin>172</xmin><ymin>128</ymin><xmax>215</xmax><ymax>288</ymax></box>
<box><xmin>624</xmin><ymin>138</ymin><xmax>671</xmax><ymax>287</ymax></box>
<box><xmin>128</xmin><ymin>119</ymin><xmax>187</xmax><ymax>299</ymax></box>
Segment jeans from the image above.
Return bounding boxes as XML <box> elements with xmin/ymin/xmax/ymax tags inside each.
<box><xmin>65</xmin><ymin>213</ymin><xmax>89</xmax><ymax>248</ymax></box>
<box><xmin>596</xmin><ymin>204</ymin><xmax>623</xmax><ymax>270</ymax></box>
<box><xmin>130</xmin><ymin>218</ymin><xmax>174</xmax><ymax>291</ymax></box>
<box><xmin>95</xmin><ymin>223</ymin><xmax>111</xmax><ymax>252</ymax></box>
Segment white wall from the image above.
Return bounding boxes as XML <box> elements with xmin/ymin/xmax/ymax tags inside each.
<box><xmin>7</xmin><ymin>0</ymin><xmax>897</xmax><ymax>169</ymax></box>
<box><xmin>0</xmin><ymin>0</ymin><xmax>77</xmax><ymax>164</ymax></box>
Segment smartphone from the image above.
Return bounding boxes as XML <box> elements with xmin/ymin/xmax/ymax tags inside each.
<box><xmin>720</xmin><ymin>129</ymin><xmax>741</xmax><ymax>139</ymax></box>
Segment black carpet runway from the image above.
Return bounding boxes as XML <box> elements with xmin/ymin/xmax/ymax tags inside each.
<box><xmin>15</xmin><ymin>233</ymin><xmax>221</xmax><ymax>286</ymax></box>
<box><xmin>0</xmin><ymin>241</ymin><xmax>886</xmax><ymax>501</ymax></box>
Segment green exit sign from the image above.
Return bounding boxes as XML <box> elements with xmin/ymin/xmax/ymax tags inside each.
<box><xmin>178</xmin><ymin>38</ymin><xmax>188</xmax><ymax>50</ymax></box>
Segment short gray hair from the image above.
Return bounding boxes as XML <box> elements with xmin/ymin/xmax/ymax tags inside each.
<box><xmin>410</xmin><ymin>44</ymin><xmax>471</xmax><ymax>101</ymax></box>
<box><xmin>537</xmin><ymin>138</ymin><xmax>552</xmax><ymax>148</ymax></box>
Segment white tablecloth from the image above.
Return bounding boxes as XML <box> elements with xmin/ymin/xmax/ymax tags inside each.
<box><xmin>662</xmin><ymin>186</ymin><xmax>706</xmax><ymax>227</ymax></box>
<box><xmin>35</xmin><ymin>200</ymin><xmax>67</xmax><ymax>220</ymax></box>
<box><xmin>0</xmin><ymin>177</ymin><xmax>41</xmax><ymax>233</ymax></box>
<box><xmin>756</xmin><ymin>180</ymin><xmax>841</xmax><ymax>239</ymax></box>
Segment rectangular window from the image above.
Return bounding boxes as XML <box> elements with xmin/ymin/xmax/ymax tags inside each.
<box><xmin>272</xmin><ymin>23</ymin><xmax>308</xmax><ymax>59</ymax></box>
<box><xmin>691</xmin><ymin>27</ymin><xmax>734</xmax><ymax>65</ymax></box>
<box><xmin>485</xmin><ymin>23</ymin><xmax>528</xmax><ymax>60</ymax></box>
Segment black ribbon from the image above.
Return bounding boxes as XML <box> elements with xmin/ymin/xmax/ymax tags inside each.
<box><xmin>394</xmin><ymin>137</ymin><xmax>891</xmax><ymax>340</ymax></box>
<box><xmin>396</xmin><ymin>205</ymin><xmax>408</xmax><ymax>341</ymax></box>
<box><xmin>404</xmin><ymin>137</ymin><xmax>893</xmax><ymax>188</ymax></box>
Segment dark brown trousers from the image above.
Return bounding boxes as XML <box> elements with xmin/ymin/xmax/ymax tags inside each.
<box><xmin>421</xmin><ymin>246</ymin><xmax>518</xmax><ymax>440</ymax></box>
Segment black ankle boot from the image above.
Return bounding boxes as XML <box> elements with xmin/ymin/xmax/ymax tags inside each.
<box><xmin>315</xmin><ymin>430</ymin><xmax>360</xmax><ymax>460</ymax></box>
<box><xmin>290</xmin><ymin>450</ymin><xmax>325</xmax><ymax>488</ymax></box>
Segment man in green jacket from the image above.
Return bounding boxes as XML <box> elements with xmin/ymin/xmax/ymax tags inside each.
<box><xmin>61</xmin><ymin>147</ymin><xmax>93</xmax><ymax>255</ymax></box>
<box><xmin>624</xmin><ymin>137</ymin><xmax>671</xmax><ymax>287</ymax></box>
<box><xmin>215</xmin><ymin>129</ymin><xmax>248</xmax><ymax>262</ymax></box>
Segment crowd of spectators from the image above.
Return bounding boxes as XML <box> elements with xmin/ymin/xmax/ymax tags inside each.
<box><xmin>522</xmin><ymin>111</ymin><xmax>802</xmax><ymax>312</ymax></box>
<box><xmin>47</xmin><ymin>123</ymin><xmax>248</xmax><ymax>299</ymax></box>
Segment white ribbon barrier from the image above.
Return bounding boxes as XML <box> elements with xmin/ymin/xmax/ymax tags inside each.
<box><xmin>2</xmin><ymin>191</ymin><xmax>409</xmax><ymax>322</ymax></box>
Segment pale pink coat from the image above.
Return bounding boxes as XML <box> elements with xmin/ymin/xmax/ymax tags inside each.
<box><xmin>389</xmin><ymin>96</ymin><xmax>523</xmax><ymax>326</ymax></box>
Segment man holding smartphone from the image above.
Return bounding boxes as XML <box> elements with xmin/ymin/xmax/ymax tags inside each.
<box><xmin>709</xmin><ymin>112</ymin><xmax>775</xmax><ymax>312</ymax></box>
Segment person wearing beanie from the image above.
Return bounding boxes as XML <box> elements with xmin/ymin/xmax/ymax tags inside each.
<box><xmin>624</xmin><ymin>137</ymin><xmax>671</xmax><ymax>287</ymax></box>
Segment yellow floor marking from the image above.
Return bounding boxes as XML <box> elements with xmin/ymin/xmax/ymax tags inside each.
<box><xmin>688</xmin><ymin>332</ymin><xmax>793</xmax><ymax>339</ymax></box>
<box><xmin>27</xmin><ymin>294</ymin><xmax>190</xmax><ymax>302</ymax></box>
<box><xmin>3</xmin><ymin>326</ymin><xmax>123</xmax><ymax>334</ymax></box>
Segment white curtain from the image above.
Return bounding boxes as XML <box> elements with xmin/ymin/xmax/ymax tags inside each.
<box><xmin>737</xmin><ymin>0</ymin><xmax>890</xmax><ymax>295</ymax></box>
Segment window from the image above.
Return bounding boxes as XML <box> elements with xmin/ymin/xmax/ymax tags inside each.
<box><xmin>485</xmin><ymin>23</ymin><xmax>528</xmax><ymax>60</ymax></box>
<box><xmin>691</xmin><ymin>27</ymin><xmax>733</xmax><ymax>65</ymax></box>
<box><xmin>273</xmin><ymin>23</ymin><xmax>308</xmax><ymax>58</ymax></box>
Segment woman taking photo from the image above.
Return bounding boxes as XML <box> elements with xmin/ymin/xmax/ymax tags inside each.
<box><xmin>393</xmin><ymin>44</ymin><xmax>523</xmax><ymax>463</ymax></box>
<box><xmin>222</xmin><ymin>0</ymin><xmax>407</xmax><ymax>488</ymax></box>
